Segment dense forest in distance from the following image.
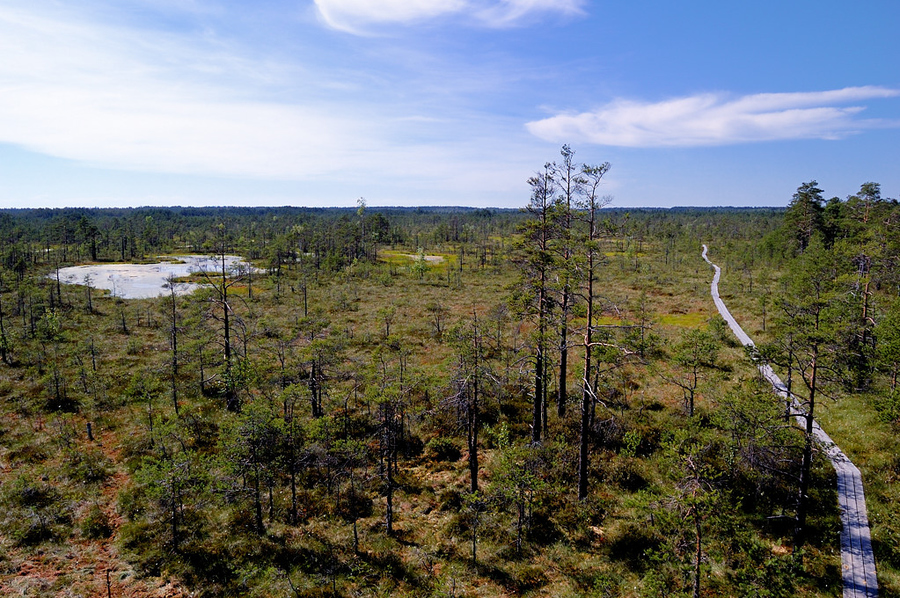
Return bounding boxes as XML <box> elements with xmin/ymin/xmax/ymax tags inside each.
<box><xmin>0</xmin><ymin>204</ymin><xmax>779</xmax><ymax>269</ymax></box>
<box><xmin>1</xmin><ymin>166</ymin><xmax>900</xmax><ymax>597</ymax></box>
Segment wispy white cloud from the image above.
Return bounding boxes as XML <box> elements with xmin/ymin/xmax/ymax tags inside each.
<box><xmin>526</xmin><ymin>87</ymin><xmax>900</xmax><ymax>147</ymax></box>
<box><xmin>314</xmin><ymin>0</ymin><xmax>466</xmax><ymax>31</ymax></box>
<box><xmin>0</xmin><ymin>2</ymin><xmax>545</xmax><ymax>202</ymax></box>
<box><xmin>313</xmin><ymin>0</ymin><xmax>586</xmax><ymax>33</ymax></box>
<box><xmin>0</xmin><ymin>5</ymin><xmax>357</xmax><ymax>178</ymax></box>
<box><xmin>475</xmin><ymin>0</ymin><xmax>586</xmax><ymax>27</ymax></box>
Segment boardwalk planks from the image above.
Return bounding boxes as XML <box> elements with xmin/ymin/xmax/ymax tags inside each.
<box><xmin>702</xmin><ymin>245</ymin><xmax>878</xmax><ymax>598</ymax></box>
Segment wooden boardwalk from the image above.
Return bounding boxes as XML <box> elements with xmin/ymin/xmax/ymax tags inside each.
<box><xmin>702</xmin><ymin>245</ymin><xmax>878</xmax><ymax>598</ymax></box>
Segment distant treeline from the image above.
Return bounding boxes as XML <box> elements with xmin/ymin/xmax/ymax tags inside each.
<box><xmin>0</xmin><ymin>204</ymin><xmax>786</xmax><ymax>273</ymax></box>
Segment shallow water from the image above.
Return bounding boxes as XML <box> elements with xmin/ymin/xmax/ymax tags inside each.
<box><xmin>54</xmin><ymin>255</ymin><xmax>249</xmax><ymax>299</ymax></box>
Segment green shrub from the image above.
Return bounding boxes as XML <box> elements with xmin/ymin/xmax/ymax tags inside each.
<box><xmin>80</xmin><ymin>503</ymin><xmax>113</xmax><ymax>539</ymax></box>
<box><xmin>117</xmin><ymin>482</ymin><xmax>146</xmax><ymax>521</ymax></box>
<box><xmin>120</xmin><ymin>432</ymin><xmax>155</xmax><ymax>468</ymax></box>
<box><xmin>64</xmin><ymin>448</ymin><xmax>114</xmax><ymax>484</ymax></box>
<box><xmin>11</xmin><ymin>511</ymin><xmax>63</xmax><ymax>546</ymax></box>
<box><xmin>709</xmin><ymin>314</ymin><xmax>736</xmax><ymax>346</ymax></box>
<box><xmin>605</xmin><ymin>456</ymin><xmax>647</xmax><ymax>491</ymax></box>
<box><xmin>126</xmin><ymin>336</ymin><xmax>143</xmax><ymax>355</ymax></box>
<box><xmin>5</xmin><ymin>475</ymin><xmax>59</xmax><ymax>509</ymax></box>
<box><xmin>587</xmin><ymin>571</ymin><xmax>622</xmax><ymax>598</ymax></box>
<box><xmin>117</xmin><ymin>520</ymin><xmax>164</xmax><ymax>576</ymax></box>
<box><xmin>1</xmin><ymin>476</ymin><xmax>71</xmax><ymax>546</ymax></box>
<box><xmin>6</xmin><ymin>440</ymin><xmax>49</xmax><ymax>466</ymax></box>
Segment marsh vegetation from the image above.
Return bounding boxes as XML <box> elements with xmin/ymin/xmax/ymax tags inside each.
<box><xmin>1</xmin><ymin>170</ymin><xmax>899</xmax><ymax>597</ymax></box>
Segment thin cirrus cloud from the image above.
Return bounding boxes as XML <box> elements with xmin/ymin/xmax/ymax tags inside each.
<box><xmin>0</xmin><ymin>2</ymin><xmax>540</xmax><ymax>198</ymax></box>
<box><xmin>313</xmin><ymin>0</ymin><xmax>586</xmax><ymax>33</ymax></box>
<box><xmin>526</xmin><ymin>87</ymin><xmax>900</xmax><ymax>147</ymax></box>
<box><xmin>0</xmin><ymin>4</ymin><xmax>422</xmax><ymax>182</ymax></box>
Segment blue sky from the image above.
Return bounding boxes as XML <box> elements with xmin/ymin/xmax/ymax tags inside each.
<box><xmin>0</xmin><ymin>0</ymin><xmax>897</xmax><ymax>209</ymax></box>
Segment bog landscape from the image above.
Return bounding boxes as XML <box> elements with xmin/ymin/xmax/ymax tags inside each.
<box><xmin>1</xmin><ymin>165</ymin><xmax>899</xmax><ymax>597</ymax></box>
<box><xmin>2</xmin><ymin>0</ymin><xmax>898</xmax><ymax>595</ymax></box>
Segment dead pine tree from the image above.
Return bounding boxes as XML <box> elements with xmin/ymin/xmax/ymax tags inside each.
<box><xmin>199</xmin><ymin>225</ymin><xmax>245</xmax><ymax>411</ymax></box>
<box><xmin>163</xmin><ymin>274</ymin><xmax>182</xmax><ymax>415</ymax></box>
<box><xmin>448</xmin><ymin>310</ymin><xmax>491</xmax><ymax>493</ymax></box>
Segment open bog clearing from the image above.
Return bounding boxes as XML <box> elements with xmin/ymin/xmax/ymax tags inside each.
<box><xmin>54</xmin><ymin>254</ymin><xmax>249</xmax><ymax>299</ymax></box>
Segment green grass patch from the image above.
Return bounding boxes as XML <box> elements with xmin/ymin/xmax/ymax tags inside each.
<box><xmin>378</xmin><ymin>250</ymin><xmax>416</xmax><ymax>264</ymax></box>
<box><xmin>657</xmin><ymin>312</ymin><xmax>707</xmax><ymax>328</ymax></box>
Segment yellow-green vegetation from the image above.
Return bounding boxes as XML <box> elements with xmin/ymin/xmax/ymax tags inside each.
<box><xmin>0</xmin><ymin>195</ymin><xmax>896</xmax><ymax>598</ymax></box>
<box><xmin>656</xmin><ymin>313</ymin><xmax>709</xmax><ymax>329</ymax></box>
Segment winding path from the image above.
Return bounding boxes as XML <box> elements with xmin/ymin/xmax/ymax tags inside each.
<box><xmin>701</xmin><ymin>245</ymin><xmax>878</xmax><ymax>598</ymax></box>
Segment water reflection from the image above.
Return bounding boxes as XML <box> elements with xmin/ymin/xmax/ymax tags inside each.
<box><xmin>54</xmin><ymin>255</ymin><xmax>249</xmax><ymax>299</ymax></box>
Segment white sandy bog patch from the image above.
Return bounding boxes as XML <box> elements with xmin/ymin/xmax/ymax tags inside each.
<box><xmin>54</xmin><ymin>255</ymin><xmax>248</xmax><ymax>299</ymax></box>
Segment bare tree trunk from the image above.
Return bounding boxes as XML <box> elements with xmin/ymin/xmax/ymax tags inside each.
<box><xmin>558</xmin><ymin>284</ymin><xmax>569</xmax><ymax>418</ymax></box>
<box><xmin>532</xmin><ymin>284</ymin><xmax>545</xmax><ymax>444</ymax></box>
<box><xmin>254</xmin><ymin>464</ymin><xmax>264</xmax><ymax>535</ymax></box>
<box><xmin>0</xmin><ymin>286</ymin><xmax>8</xmax><ymax>365</ymax></box>
<box><xmin>168</xmin><ymin>281</ymin><xmax>180</xmax><ymax>416</ymax></box>
<box><xmin>579</xmin><ymin>257</ymin><xmax>593</xmax><ymax>500</ymax></box>
<box><xmin>469</xmin><ymin>315</ymin><xmax>480</xmax><ymax>493</ymax></box>
<box><xmin>386</xmin><ymin>465</ymin><xmax>394</xmax><ymax>535</ymax></box>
